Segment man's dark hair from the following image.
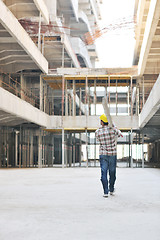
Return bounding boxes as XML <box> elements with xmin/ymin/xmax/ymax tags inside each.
<box><xmin>102</xmin><ymin>121</ymin><xmax>108</xmax><ymax>126</ymax></box>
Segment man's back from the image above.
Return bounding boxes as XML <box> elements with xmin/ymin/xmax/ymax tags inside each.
<box><xmin>95</xmin><ymin>125</ymin><xmax>121</xmax><ymax>156</ymax></box>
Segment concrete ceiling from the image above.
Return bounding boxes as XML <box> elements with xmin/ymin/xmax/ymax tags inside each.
<box><xmin>0</xmin><ymin>0</ymin><xmax>48</xmax><ymax>73</ymax></box>
<box><xmin>4</xmin><ymin>0</ymin><xmax>49</xmax><ymax>23</ymax></box>
<box><xmin>44</xmin><ymin>39</ymin><xmax>72</xmax><ymax>69</ymax></box>
<box><xmin>146</xmin><ymin>108</ymin><xmax>160</xmax><ymax>128</ymax></box>
<box><xmin>57</xmin><ymin>0</ymin><xmax>74</xmax><ymax>17</ymax></box>
<box><xmin>5</xmin><ymin>0</ymin><xmax>39</xmax><ymax>19</ymax></box>
<box><xmin>0</xmin><ymin>110</ymin><xmax>28</xmax><ymax>126</ymax></box>
<box><xmin>43</xmin><ymin>36</ymin><xmax>83</xmax><ymax>69</ymax></box>
<box><xmin>134</xmin><ymin>0</ymin><xmax>160</xmax><ymax>76</ymax></box>
<box><xmin>0</xmin><ymin>0</ymin><xmax>91</xmax><ymax>73</ymax></box>
<box><xmin>0</xmin><ymin>23</ymin><xmax>38</xmax><ymax>73</ymax></box>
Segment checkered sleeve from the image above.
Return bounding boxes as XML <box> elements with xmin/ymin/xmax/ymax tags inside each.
<box><xmin>113</xmin><ymin>125</ymin><xmax>122</xmax><ymax>137</ymax></box>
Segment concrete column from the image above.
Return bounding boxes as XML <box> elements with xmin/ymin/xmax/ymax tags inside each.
<box><xmin>156</xmin><ymin>143</ymin><xmax>159</xmax><ymax>162</ymax></box>
<box><xmin>52</xmin><ymin>135</ymin><xmax>54</xmax><ymax>166</ymax></box>
<box><xmin>131</xmin><ymin>76</ymin><xmax>133</xmax><ymax>116</ymax></box>
<box><xmin>116</xmin><ymin>79</ymin><xmax>118</xmax><ymax>115</ymax></box>
<box><xmin>15</xmin><ymin>131</ymin><xmax>19</xmax><ymax>167</ymax></box>
<box><xmin>142</xmin><ymin>133</ymin><xmax>144</xmax><ymax>168</ymax></box>
<box><xmin>3</xmin><ymin>128</ymin><xmax>6</xmax><ymax>167</ymax></box>
<box><xmin>72</xmin><ymin>80</ymin><xmax>76</xmax><ymax>116</ymax></box>
<box><xmin>44</xmin><ymin>83</ymin><xmax>47</xmax><ymax>113</ymax></box>
<box><xmin>62</xmin><ymin>129</ymin><xmax>65</xmax><ymax>168</ymax></box>
<box><xmin>154</xmin><ymin>140</ymin><xmax>159</xmax><ymax>162</ymax></box>
<box><xmin>0</xmin><ymin>128</ymin><xmax>1</xmax><ymax>168</ymax></box>
<box><xmin>26</xmin><ymin>130</ymin><xmax>30</xmax><ymax>167</ymax></box>
<box><xmin>79</xmin><ymin>133</ymin><xmax>82</xmax><ymax>167</ymax></box>
<box><xmin>73</xmin><ymin>133</ymin><xmax>75</xmax><ymax>167</ymax></box>
<box><xmin>85</xmin><ymin>76</ymin><xmax>88</xmax><ymax>116</ymax></box>
<box><xmin>30</xmin><ymin>133</ymin><xmax>34</xmax><ymax>167</ymax></box>
<box><xmin>69</xmin><ymin>133</ymin><xmax>72</xmax><ymax>167</ymax></box>
<box><xmin>62</xmin><ymin>44</ymin><xmax>65</xmax><ymax>68</ymax></box>
<box><xmin>131</xmin><ymin>129</ymin><xmax>133</xmax><ymax>168</ymax></box>
<box><xmin>19</xmin><ymin>126</ymin><xmax>22</xmax><ymax>168</ymax></box>
<box><xmin>41</xmin><ymin>132</ymin><xmax>45</xmax><ymax>167</ymax></box>
<box><xmin>137</xmin><ymin>85</ymin><xmax>140</xmax><ymax>115</ymax></box>
<box><xmin>46</xmin><ymin>85</ymin><xmax>49</xmax><ymax>114</ymax></box>
<box><xmin>38</xmin><ymin>129</ymin><xmax>42</xmax><ymax>168</ymax></box>
<box><xmin>79</xmin><ymin>88</ymin><xmax>82</xmax><ymax>116</ymax></box>
<box><xmin>138</xmin><ymin>132</ymin><xmax>141</xmax><ymax>166</ymax></box>
<box><xmin>65</xmin><ymin>80</ymin><xmax>68</xmax><ymax>116</ymax></box>
<box><xmin>52</xmin><ymin>90</ymin><xmax>54</xmax><ymax>115</ymax></box>
<box><xmin>88</xmin><ymin>86</ymin><xmax>91</xmax><ymax>115</ymax></box>
<box><xmin>136</xmin><ymin>132</ymin><xmax>138</xmax><ymax>167</ymax></box>
<box><xmin>122</xmin><ymin>144</ymin><xmax>124</xmax><ymax>160</ymax></box>
<box><xmin>40</xmin><ymin>75</ymin><xmax>43</xmax><ymax>111</ymax></box>
<box><xmin>128</xmin><ymin>131</ymin><xmax>131</xmax><ymax>167</ymax></box>
<box><xmin>65</xmin><ymin>139</ymin><xmax>68</xmax><ymax>168</ymax></box>
<box><xmin>69</xmin><ymin>95</ymin><xmax>72</xmax><ymax>116</ymax></box>
<box><xmin>62</xmin><ymin>76</ymin><xmax>65</xmax><ymax>117</ymax></box>
<box><xmin>148</xmin><ymin>143</ymin><xmax>153</xmax><ymax>162</ymax></box>
<box><xmin>128</xmin><ymin>86</ymin><xmax>130</xmax><ymax>115</ymax></box>
<box><xmin>6</xmin><ymin>128</ymin><xmax>9</xmax><ymax>168</ymax></box>
<box><xmin>94</xmin><ymin>133</ymin><xmax>96</xmax><ymax>167</ymax></box>
<box><xmin>86</xmin><ymin>129</ymin><xmax>88</xmax><ymax>168</ymax></box>
<box><xmin>22</xmin><ymin>130</ymin><xmax>26</xmax><ymax>168</ymax></box>
<box><xmin>157</xmin><ymin>141</ymin><xmax>160</xmax><ymax>162</ymax></box>
<box><xmin>44</xmin><ymin>134</ymin><xmax>46</xmax><ymax>167</ymax></box>
<box><xmin>94</xmin><ymin>79</ymin><xmax>96</xmax><ymax>115</ymax></box>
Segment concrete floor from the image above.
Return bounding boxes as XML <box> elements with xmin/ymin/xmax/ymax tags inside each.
<box><xmin>0</xmin><ymin>167</ymin><xmax>160</xmax><ymax>240</ymax></box>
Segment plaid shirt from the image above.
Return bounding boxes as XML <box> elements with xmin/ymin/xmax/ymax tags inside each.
<box><xmin>95</xmin><ymin>125</ymin><xmax>121</xmax><ymax>156</ymax></box>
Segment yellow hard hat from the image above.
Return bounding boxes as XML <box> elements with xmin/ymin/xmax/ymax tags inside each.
<box><xmin>99</xmin><ymin>114</ymin><xmax>108</xmax><ymax>123</ymax></box>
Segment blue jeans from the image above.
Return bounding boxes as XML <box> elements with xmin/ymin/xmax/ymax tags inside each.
<box><xmin>100</xmin><ymin>155</ymin><xmax>117</xmax><ymax>194</ymax></box>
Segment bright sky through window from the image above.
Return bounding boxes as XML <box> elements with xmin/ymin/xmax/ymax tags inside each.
<box><xmin>95</xmin><ymin>0</ymin><xmax>135</xmax><ymax>68</ymax></box>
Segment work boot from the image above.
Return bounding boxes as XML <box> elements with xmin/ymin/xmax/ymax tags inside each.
<box><xmin>103</xmin><ymin>194</ymin><xmax>108</xmax><ymax>198</ymax></box>
<box><xmin>110</xmin><ymin>191</ymin><xmax>115</xmax><ymax>196</ymax></box>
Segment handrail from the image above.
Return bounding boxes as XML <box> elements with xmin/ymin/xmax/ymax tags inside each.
<box><xmin>0</xmin><ymin>70</ymin><xmax>40</xmax><ymax>108</ymax></box>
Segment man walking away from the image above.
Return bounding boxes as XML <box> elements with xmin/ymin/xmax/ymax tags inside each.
<box><xmin>95</xmin><ymin>114</ymin><xmax>123</xmax><ymax>198</ymax></box>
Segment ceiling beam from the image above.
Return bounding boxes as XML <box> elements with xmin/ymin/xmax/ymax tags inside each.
<box><xmin>138</xmin><ymin>0</ymin><xmax>160</xmax><ymax>75</ymax></box>
<box><xmin>33</xmin><ymin>0</ymin><xmax>49</xmax><ymax>24</ymax></box>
